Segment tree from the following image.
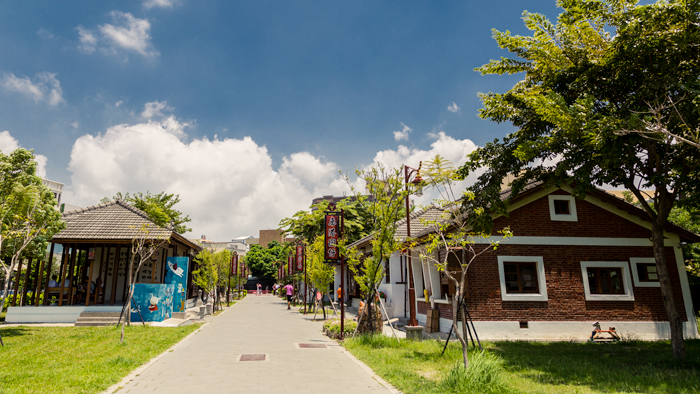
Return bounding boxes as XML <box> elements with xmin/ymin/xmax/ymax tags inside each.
<box><xmin>193</xmin><ymin>248</ymin><xmax>232</xmax><ymax>311</ymax></box>
<box><xmin>460</xmin><ymin>0</ymin><xmax>700</xmax><ymax>358</ymax></box>
<box><xmin>305</xmin><ymin>235</ymin><xmax>337</xmax><ymax>318</ymax></box>
<box><xmin>416</xmin><ymin>155</ymin><xmax>511</xmax><ymax>369</ymax></box>
<box><xmin>102</xmin><ymin>191</ymin><xmax>192</xmax><ymax>234</ymax></box>
<box><xmin>0</xmin><ymin>149</ymin><xmax>64</xmax><ymax>317</ymax></box>
<box><xmin>120</xmin><ymin>223</ymin><xmax>169</xmax><ymax>343</ymax></box>
<box><xmin>279</xmin><ymin>197</ymin><xmax>373</xmax><ymax>245</ymax></box>
<box><xmin>244</xmin><ymin>241</ymin><xmax>289</xmax><ymax>283</ymax></box>
<box><xmin>344</xmin><ymin>164</ymin><xmax>410</xmax><ymax>333</ymax></box>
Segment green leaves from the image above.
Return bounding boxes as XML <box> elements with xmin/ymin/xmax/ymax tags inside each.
<box><xmin>103</xmin><ymin>191</ymin><xmax>192</xmax><ymax>234</ymax></box>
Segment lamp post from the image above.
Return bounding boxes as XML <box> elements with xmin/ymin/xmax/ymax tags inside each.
<box><xmin>404</xmin><ymin>162</ymin><xmax>423</xmax><ymax>328</ymax></box>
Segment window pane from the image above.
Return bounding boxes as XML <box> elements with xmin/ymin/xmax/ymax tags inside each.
<box><xmin>554</xmin><ymin>200</ymin><xmax>570</xmax><ymax>215</ymax></box>
<box><xmin>648</xmin><ymin>272</ymin><xmax>658</xmax><ymax>280</ymax></box>
<box><xmin>504</xmin><ymin>264</ymin><xmax>517</xmax><ymax>273</ymax></box>
<box><xmin>599</xmin><ymin>269</ymin><xmax>611</xmax><ymax>294</ymax></box>
<box><xmin>519</xmin><ymin>264</ymin><xmax>537</xmax><ymax>292</ymax></box>
<box><xmin>587</xmin><ymin>269</ymin><xmax>598</xmax><ymax>294</ymax></box>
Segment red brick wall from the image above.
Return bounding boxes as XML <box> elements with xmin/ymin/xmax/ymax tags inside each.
<box><xmin>422</xmin><ymin>192</ymin><xmax>688</xmax><ymax>323</ymax></box>
<box><xmin>493</xmin><ymin>190</ymin><xmax>652</xmax><ymax>238</ymax></box>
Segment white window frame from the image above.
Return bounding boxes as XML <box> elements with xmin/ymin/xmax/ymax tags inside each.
<box><xmin>548</xmin><ymin>194</ymin><xmax>578</xmax><ymax>222</ymax></box>
<box><xmin>630</xmin><ymin>257</ymin><xmax>661</xmax><ymax>288</ymax></box>
<box><xmin>580</xmin><ymin>261</ymin><xmax>635</xmax><ymax>301</ymax></box>
<box><xmin>497</xmin><ymin>256</ymin><xmax>548</xmax><ymax>301</ymax></box>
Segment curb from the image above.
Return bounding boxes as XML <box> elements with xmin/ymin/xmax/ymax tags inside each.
<box><xmin>338</xmin><ymin>345</ymin><xmax>403</xmax><ymax>394</ymax></box>
<box><xmin>102</xmin><ymin>322</ymin><xmax>210</xmax><ymax>393</ymax></box>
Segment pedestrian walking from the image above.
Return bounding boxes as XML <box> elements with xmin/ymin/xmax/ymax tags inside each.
<box><xmin>257</xmin><ymin>283</ymin><xmax>261</xmax><ymax>296</ymax></box>
<box><xmin>284</xmin><ymin>283</ymin><xmax>294</xmax><ymax>310</ymax></box>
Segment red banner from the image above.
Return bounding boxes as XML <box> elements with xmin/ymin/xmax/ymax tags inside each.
<box><xmin>287</xmin><ymin>254</ymin><xmax>294</xmax><ymax>276</ymax></box>
<box><xmin>324</xmin><ymin>213</ymin><xmax>340</xmax><ymax>262</ymax></box>
<box><xmin>232</xmin><ymin>254</ymin><xmax>238</xmax><ymax>275</ymax></box>
<box><xmin>295</xmin><ymin>245</ymin><xmax>304</xmax><ymax>272</ymax></box>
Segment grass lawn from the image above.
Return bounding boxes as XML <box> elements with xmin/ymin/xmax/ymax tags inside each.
<box><xmin>344</xmin><ymin>335</ymin><xmax>700</xmax><ymax>394</ymax></box>
<box><xmin>0</xmin><ymin>324</ymin><xmax>201</xmax><ymax>394</ymax></box>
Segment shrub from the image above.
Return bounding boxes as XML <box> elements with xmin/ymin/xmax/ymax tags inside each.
<box><xmin>323</xmin><ymin>318</ymin><xmax>357</xmax><ymax>337</ymax></box>
<box><xmin>438</xmin><ymin>352</ymin><xmax>512</xmax><ymax>394</ymax></box>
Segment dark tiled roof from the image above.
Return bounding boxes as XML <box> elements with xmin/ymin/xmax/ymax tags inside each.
<box><xmin>52</xmin><ymin>200</ymin><xmax>172</xmax><ymax>241</ymax></box>
<box><xmin>348</xmin><ymin>206</ymin><xmax>446</xmax><ymax>248</ymax></box>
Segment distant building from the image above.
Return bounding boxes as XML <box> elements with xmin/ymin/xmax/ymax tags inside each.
<box><xmin>192</xmin><ymin>235</ymin><xmax>252</xmax><ymax>257</ymax></box>
<box><xmin>248</xmin><ymin>229</ymin><xmax>295</xmax><ymax>248</ymax></box>
<box><xmin>42</xmin><ymin>179</ymin><xmax>63</xmax><ymax>205</ymax></box>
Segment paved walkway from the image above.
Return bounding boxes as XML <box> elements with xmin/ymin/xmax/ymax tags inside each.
<box><xmin>113</xmin><ymin>295</ymin><xmax>399</xmax><ymax>394</ymax></box>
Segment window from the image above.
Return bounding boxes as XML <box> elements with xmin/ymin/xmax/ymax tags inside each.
<box><xmin>586</xmin><ymin>267</ymin><xmax>624</xmax><ymax>294</ymax></box>
<box><xmin>630</xmin><ymin>257</ymin><xmax>661</xmax><ymax>287</ymax></box>
<box><xmin>580</xmin><ymin>261</ymin><xmax>635</xmax><ymax>301</ymax></box>
<box><xmin>548</xmin><ymin>195</ymin><xmax>578</xmax><ymax>221</ymax></box>
<box><xmin>497</xmin><ymin>256</ymin><xmax>548</xmax><ymax>301</ymax></box>
<box><xmin>503</xmin><ymin>262</ymin><xmax>539</xmax><ymax>293</ymax></box>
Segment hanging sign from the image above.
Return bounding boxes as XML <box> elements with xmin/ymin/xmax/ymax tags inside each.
<box><xmin>295</xmin><ymin>245</ymin><xmax>304</xmax><ymax>272</ymax></box>
<box><xmin>287</xmin><ymin>254</ymin><xmax>294</xmax><ymax>276</ymax></box>
<box><xmin>231</xmin><ymin>254</ymin><xmax>238</xmax><ymax>276</ymax></box>
<box><xmin>324</xmin><ymin>212</ymin><xmax>340</xmax><ymax>263</ymax></box>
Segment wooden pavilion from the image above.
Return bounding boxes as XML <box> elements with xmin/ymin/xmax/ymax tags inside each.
<box><xmin>5</xmin><ymin>200</ymin><xmax>202</xmax><ymax>323</ymax></box>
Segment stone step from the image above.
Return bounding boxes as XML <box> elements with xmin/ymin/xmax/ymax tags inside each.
<box><xmin>79</xmin><ymin>311</ymin><xmax>121</xmax><ymax>318</ymax></box>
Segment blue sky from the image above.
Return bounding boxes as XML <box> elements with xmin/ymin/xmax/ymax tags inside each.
<box><xmin>0</xmin><ymin>0</ymin><xmax>562</xmax><ymax>240</ymax></box>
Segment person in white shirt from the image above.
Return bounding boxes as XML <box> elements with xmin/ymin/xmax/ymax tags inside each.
<box><xmin>48</xmin><ymin>275</ymin><xmax>59</xmax><ymax>287</ymax></box>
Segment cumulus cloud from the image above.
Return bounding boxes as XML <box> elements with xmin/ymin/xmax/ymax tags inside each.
<box><xmin>447</xmin><ymin>102</ymin><xmax>460</xmax><ymax>113</ymax></box>
<box><xmin>63</xmin><ymin>112</ymin><xmax>480</xmax><ymax>240</ymax></box>
<box><xmin>1</xmin><ymin>72</ymin><xmax>64</xmax><ymax>106</ymax></box>
<box><xmin>142</xmin><ymin>100</ymin><xmax>172</xmax><ymax>119</ymax></box>
<box><xmin>393</xmin><ymin>123</ymin><xmax>411</xmax><ymax>141</ymax></box>
<box><xmin>77</xmin><ymin>12</ymin><xmax>158</xmax><ymax>57</ymax></box>
<box><xmin>0</xmin><ymin>130</ymin><xmax>48</xmax><ymax>178</ymax></box>
<box><xmin>143</xmin><ymin>0</ymin><xmax>177</xmax><ymax>9</ymax></box>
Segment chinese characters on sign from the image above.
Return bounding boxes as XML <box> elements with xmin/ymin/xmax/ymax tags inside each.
<box><xmin>324</xmin><ymin>212</ymin><xmax>340</xmax><ymax>263</ymax></box>
<box><xmin>295</xmin><ymin>245</ymin><xmax>304</xmax><ymax>272</ymax></box>
<box><xmin>232</xmin><ymin>254</ymin><xmax>238</xmax><ymax>275</ymax></box>
<box><xmin>288</xmin><ymin>254</ymin><xmax>294</xmax><ymax>276</ymax></box>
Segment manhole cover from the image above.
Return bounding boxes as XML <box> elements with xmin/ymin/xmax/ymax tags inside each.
<box><xmin>239</xmin><ymin>354</ymin><xmax>266</xmax><ymax>361</ymax></box>
<box><xmin>298</xmin><ymin>343</ymin><xmax>327</xmax><ymax>349</ymax></box>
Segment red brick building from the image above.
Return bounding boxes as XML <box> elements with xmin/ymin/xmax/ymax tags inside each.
<box><xmin>409</xmin><ymin>184</ymin><xmax>699</xmax><ymax>340</ymax></box>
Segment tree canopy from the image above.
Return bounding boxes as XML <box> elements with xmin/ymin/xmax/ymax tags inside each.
<box><xmin>460</xmin><ymin>0</ymin><xmax>700</xmax><ymax>358</ymax></box>
<box><xmin>101</xmin><ymin>191</ymin><xmax>192</xmax><ymax>234</ymax></box>
<box><xmin>244</xmin><ymin>241</ymin><xmax>289</xmax><ymax>283</ymax></box>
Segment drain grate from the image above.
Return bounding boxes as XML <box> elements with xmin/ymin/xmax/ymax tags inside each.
<box><xmin>298</xmin><ymin>343</ymin><xmax>327</xmax><ymax>349</ymax></box>
<box><xmin>239</xmin><ymin>354</ymin><xmax>266</xmax><ymax>361</ymax></box>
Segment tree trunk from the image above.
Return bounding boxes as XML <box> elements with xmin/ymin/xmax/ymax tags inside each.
<box><xmin>652</xmin><ymin>221</ymin><xmax>686</xmax><ymax>358</ymax></box>
<box><xmin>452</xmin><ymin>290</ymin><xmax>468</xmax><ymax>368</ymax></box>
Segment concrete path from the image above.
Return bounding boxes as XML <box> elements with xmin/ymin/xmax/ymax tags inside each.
<box><xmin>113</xmin><ymin>295</ymin><xmax>399</xmax><ymax>394</ymax></box>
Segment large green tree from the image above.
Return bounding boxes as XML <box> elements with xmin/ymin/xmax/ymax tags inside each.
<box><xmin>244</xmin><ymin>241</ymin><xmax>289</xmax><ymax>283</ymax></box>
<box><xmin>460</xmin><ymin>0</ymin><xmax>700</xmax><ymax>358</ymax></box>
<box><xmin>102</xmin><ymin>191</ymin><xmax>192</xmax><ymax>234</ymax></box>
<box><xmin>0</xmin><ymin>149</ymin><xmax>64</xmax><ymax>314</ymax></box>
<box><xmin>278</xmin><ymin>197</ymin><xmax>372</xmax><ymax>244</ymax></box>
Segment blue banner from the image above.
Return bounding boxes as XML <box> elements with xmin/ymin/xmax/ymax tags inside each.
<box><xmin>131</xmin><ymin>283</ymin><xmax>174</xmax><ymax>322</ymax></box>
<box><xmin>165</xmin><ymin>256</ymin><xmax>189</xmax><ymax>313</ymax></box>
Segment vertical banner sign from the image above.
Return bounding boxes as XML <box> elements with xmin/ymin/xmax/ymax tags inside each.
<box><xmin>165</xmin><ymin>256</ymin><xmax>189</xmax><ymax>313</ymax></box>
<box><xmin>325</xmin><ymin>212</ymin><xmax>340</xmax><ymax>263</ymax></box>
<box><xmin>232</xmin><ymin>254</ymin><xmax>238</xmax><ymax>276</ymax></box>
<box><xmin>287</xmin><ymin>254</ymin><xmax>293</xmax><ymax>276</ymax></box>
<box><xmin>295</xmin><ymin>245</ymin><xmax>304</xmax><ymax>272</ymax></box>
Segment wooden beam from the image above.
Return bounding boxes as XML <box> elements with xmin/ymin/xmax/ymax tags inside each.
<box><xmin>85</xmin><ymin>249</ymin><xmax>95</xmax><ymax>307</ymax></box>
<box><xmin>11</xmin><ymin>258</ymin><xmax>23</xmax><ymax>307</ymax></box>
<box><xmin>95</xmin><ymin>244</ymin><xmax>106</xmax><ymax>304</ymax></box>
<box><xmin>110</xmin><ymin>245</ymin><xmax>121</xmax><ymax>305</ymax></box>
<box><xmin>58</xmin><ymin>245</ymin><xmax>69</xmax><ymax>306</ymax></box>
<box><xmin>21</xmin><ymin>257</ymin><xmax>32</xmax><ymax>306</ymax></box>
<box><xmin>122</xmin><ymin>246</ymin><xmax>131</xmax><ymax>301</ymax></box>
<box><xmin>34</xmin><ymin>258</ymin><xmax>44</xmax><ymax>306</ymax></box>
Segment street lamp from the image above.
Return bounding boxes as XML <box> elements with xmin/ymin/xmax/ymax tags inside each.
<box><xmin>404</xmin><ymin>162</ymin><xmax>423</xmax><ymax>327</ymax></box>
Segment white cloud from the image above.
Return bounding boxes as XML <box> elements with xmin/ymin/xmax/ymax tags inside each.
<box><xmin>0</xmin><ymin>130</ymin><xmax>48</xmax><ymax>178</ymax></box>
<box><xmin>63</xmin><ymin>112</ymin><xmax>481</xmax><ymax>240</ymax></box>
<box><xmin>1</xmin><ymin>72</ymin><xmax>64</xmax><ymax>106</ymax></box>
<box><xmin>37</xmin><ymin>29</ymin><xmax>55</xmax><ymax>39</ymax></box>
<box><xmin>142</xmin><ymin>100</ymin><xmax>172</xmax><ymax>119</ymax></box>
<box><xmin>77</xmin><ymin>12</ymin><xmax>158</xmax><ymax>58</ymax></box>
<box><xmin>447</xmin><ymin>102</ymin><xmax>460</xmax><ymax>113</ymax></box>
<box><xmin>393</xmin><ymin>123</ymin><xmax>411</xmax><ymax>141</ymax></box>
<box><xmin>143</xmin><ymin>0</ymin><xmax>177</xmax><ymax>9</ymax></box>
<box><xmin>71</xmin><ymin>122</ymin><xmax>79</xmax><ymax>129</ymax></box>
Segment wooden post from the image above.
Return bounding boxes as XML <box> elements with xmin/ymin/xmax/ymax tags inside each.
<box><xmin>43</xmin><ymin>243</ymin><xmax>55</xmax><ymax>306</ymax></box>
<box><xmin>95</xmin><ymin>244</ymin><xmax>106</xmax><ymax>304</ymax></box>
<box><xmin>34</xmin><ymin>259</ymin><xmax>44</xmax><ymax>306</ymax></box>
<box><xmin>66</xmin><ymin>246</ymin><xmax>77</xmax><ymax>305</ymax></box>
<box><xmin>85</xmin><ymin>250</ymin><xmax>95</xmax><ymax>306</ymax></box>
<box><xmin>58</xmin><ymin>245</ymin><xmax>69</xmax><ymax>306</ymax></box>
<box><xmin>110</xmin><ymin>245</ymin><xmax>121</xmax><ymax>305</ymax></box>
<box><xmin>21</xmin><ymin>258</ymin><xmax>33</xmax><ymax>306</ymax></box>
<box><xmin>160</xmin><ymin>247</ymin><xmax>167</xmax><ymax>283</ymax></box>
<box><xmin>11</xmin><ymin>258</ymin><xmax>23</xmax><ymax>307</ymax></box>
<box><xmin>121</xmin><ymin>247</ymin><xmax>131</xmax><ymax>301</ymax></box>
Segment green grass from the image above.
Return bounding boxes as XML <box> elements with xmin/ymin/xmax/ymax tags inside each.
<box><xmin>0</xmin><ymin>324</ymin><xmax>201</xmax><ymax>394</ymax></box>
<box><xmin>344</xmin><ymin>335</ymin><xmax>700</xmax><ymax>394</ymax></box>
